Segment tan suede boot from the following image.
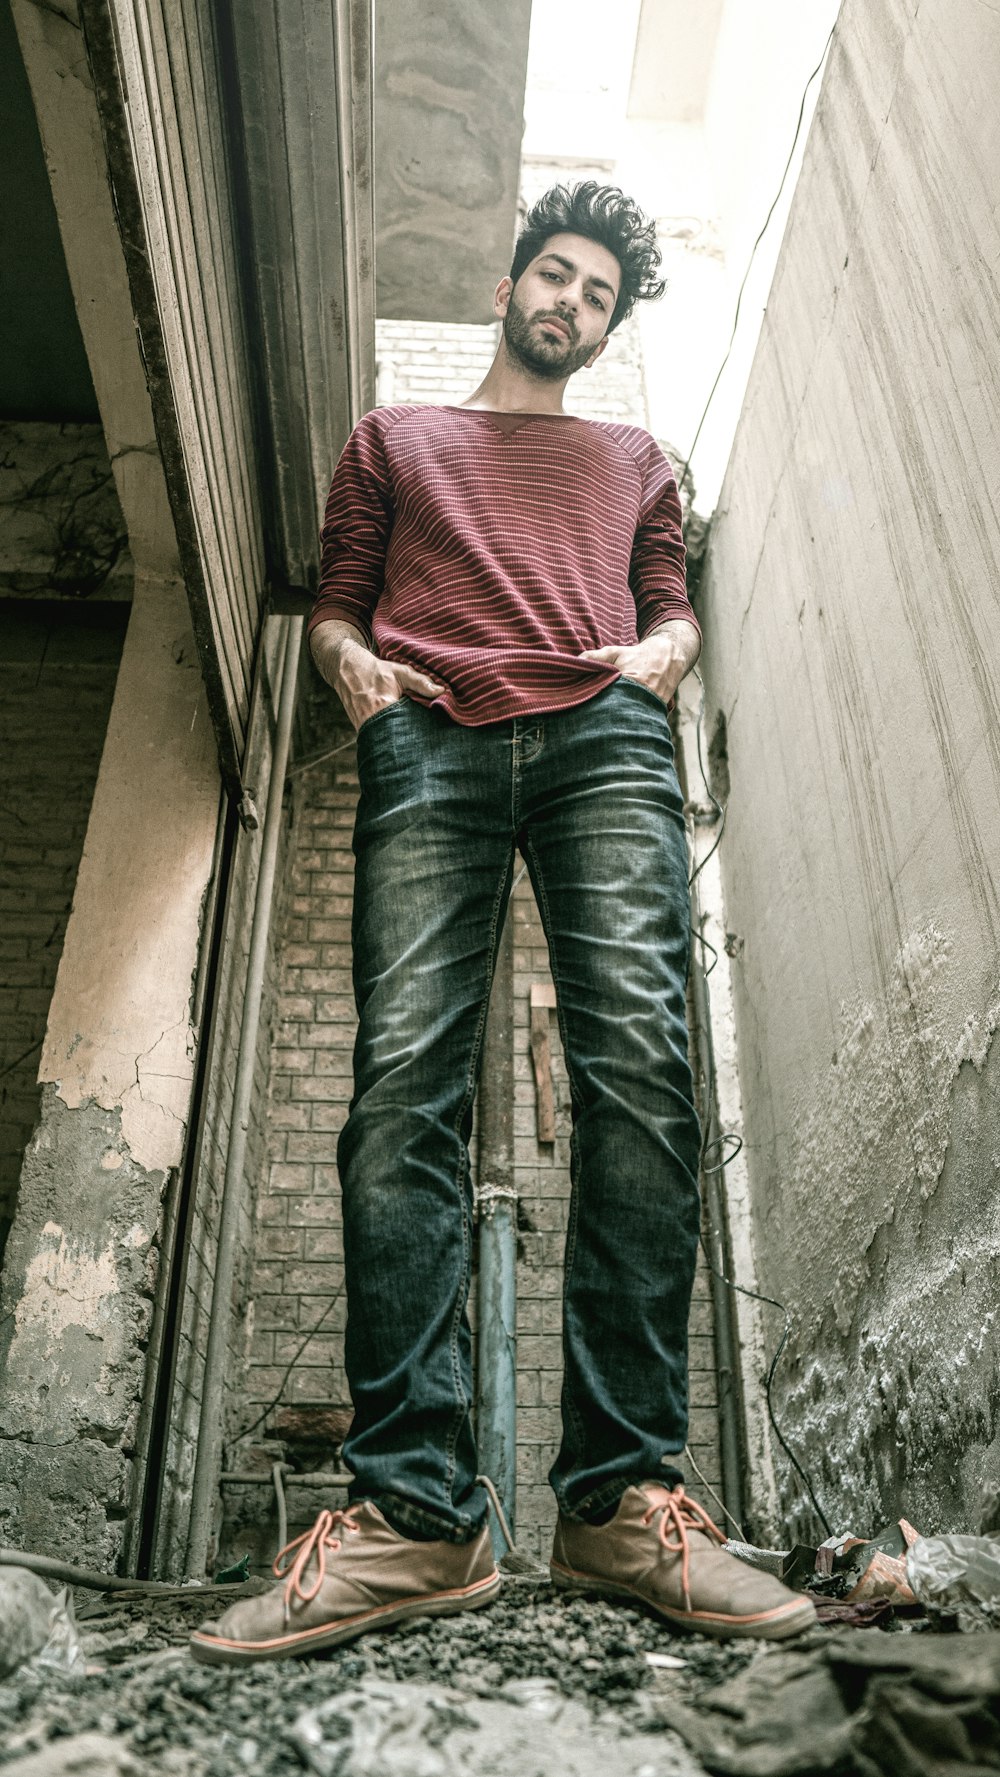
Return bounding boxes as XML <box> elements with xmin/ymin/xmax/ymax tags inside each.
<box><xmin>551</xmin><ymin>1483</ymin><xmax>816</xmax><ymax>1641</ymax></box>
<box><xmin>190</xmin><ymin>1501</ymin><xmax>500</xmax><ymax>1664</ymax></box>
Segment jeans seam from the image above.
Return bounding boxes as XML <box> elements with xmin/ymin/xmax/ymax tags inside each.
<box><xmin>521</xmin><ymin>830</ymin><xmax>588</xmax><ymax>1489</ymax></box>
<box><xmin>442</xmin><ymin>849</ymin><xmax>515</xmax><ymax>1510</ymax></box>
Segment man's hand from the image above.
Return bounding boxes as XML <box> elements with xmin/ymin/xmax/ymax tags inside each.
<box><xmin>310</xmin><ymin>619</ymin><xmax>445</xmax><ymax>732</ymax></box>
<box><xmin>578</xmin><ymin>618</ymin><xmax>701</xmax><ymax>706</ymax></box>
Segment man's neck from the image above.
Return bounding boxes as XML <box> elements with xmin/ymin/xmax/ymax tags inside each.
<box><xmin>460</xmin><ymin>342</ymin><xmax>569</xmax><ymax>414</ymax></box>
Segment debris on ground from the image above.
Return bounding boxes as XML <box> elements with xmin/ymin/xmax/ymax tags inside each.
<box><xmin>0</xmin><ymin>1570</ymin><xmax>84</xmax><ymax>1682</ymax></box>
<box><xmin>291</xmin><ymin>1674</ymin><xmax>701</xmax><ymax>1776</ymax></box>
<box><xmin>727</xmin><ymin>1518</ymin><xmax>923</xmax><ymax>1618</ymax></box>
<box><xmin>645</xmin><ymin>1629</ymin><xmax>1000</xmax><ymax>1776</ymax></box>
<box><xmin>4</xmin><ymin>1566</ymin><xmax>1000</xmax><ymax>1773</ymax></box>
<box><xmin>907</xmin><ymin>1534</ymin><xmax>1000</xmax><ymax>1630</ymax></box>
<box><xmin>2</xmin><ymin>1732</ymin><xmax>144</xmax><ymax>1776</ymax></box>
<box><xmin>0</xmin><ymin>1577</ymin><xmax>751</xmax><ymax>1776</ymax></box>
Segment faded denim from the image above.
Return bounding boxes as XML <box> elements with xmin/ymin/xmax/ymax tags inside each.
<box><xmin>337</xmin><ymin>679</ymin><xmax>701</xmax><ymax>1542</ymax></box>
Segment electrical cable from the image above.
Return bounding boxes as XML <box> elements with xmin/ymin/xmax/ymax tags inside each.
<box><xmin>0</xmin><ymin>1549</ymin><xmax>246</xmax><ymax>1596</ymax></box>
<box><xmin>0</xmin><ymin>1038</ymin><xmax>42</xmax><ymax>1084</ymax></box>
<box><xmin>675</xmin><ymin>25</ymin><xmax>841</xmax><ymax>1543</ymax></box>
<box><xmin>674</xmin><ymin>18</ymin><xmax>837</xmax><ymax>491</ymax></box>
<box><xmin>687</xmin><ymin>674</ymin><xmax>834</xmax><ymax>1541</ymax></box>
<box><xmin>287</xmin><ymin>733</ymin><xmax>357</xmax><ymax>779</ymax></box>
<box><xmin>684</xmin><ymin>1443</ymin><xmax>745</xmax><ymax>1542</ymax></box>
<box><xmin>234</xmin><ymin>1281</ymin><xmax>345</xmax><ymax>1453</ymax></box>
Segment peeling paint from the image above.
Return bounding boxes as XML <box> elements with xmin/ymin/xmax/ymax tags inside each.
<box><xmin>38</xmin><ymin>573</ymin><xmax>219</xmax><ymax>1175</ymax></box>
<box><xmin>11</xmin><ymin>1223</ymin><xmax>122</xmax><ymax>1352</ymax></box>
<box><xmin>0</xmin><ymin>1092</ymin><xmax>164</xmax><ymax>1562</ymax></box>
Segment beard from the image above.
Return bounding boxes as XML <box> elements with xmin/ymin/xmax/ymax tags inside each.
<box><xmin>502</xmin><ymin>290</ymin><xmax>598</xmax><ymax>381</ymax></box>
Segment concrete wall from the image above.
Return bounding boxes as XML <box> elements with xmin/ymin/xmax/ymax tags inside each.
<box><xmin>373</xmin><ymin>0</ymin><xmax>531</xmax><ymax>324</ymax></box>
<box><xmin>699</xmin><ymin>0</ymin><xmax>1000</xmax><ymax>1539</ymax></box>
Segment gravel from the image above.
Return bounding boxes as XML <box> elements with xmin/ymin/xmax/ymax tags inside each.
<box><xmin>0</xmin><ymin>1577</ymin><xmax>755</xmax><ymax>1775</ymax></box>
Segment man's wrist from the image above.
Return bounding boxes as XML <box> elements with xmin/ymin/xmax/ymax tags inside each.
<box><xmin>644</xmin><ymin>618</ymin><xmax>701</xmax><ymax>669</ymax></box>
<box><xmin>309</xmin><ymin>619</ymin><xmax>370</xmax><ymax>688</ymax></box>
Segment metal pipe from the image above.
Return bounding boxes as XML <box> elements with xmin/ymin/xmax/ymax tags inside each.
<box><xmin>688</xmin><ymin>923</ymin><xmax>746</xmax><ymax>1533</ymax></box>
<box><xmin>185</xmin><ymin>616</ymin><xmax>304</xmax><ymax>1577</ymax></box>
<box><xmin>0</xmin><ymin>1549</ymin><xmax>245</xmax><ymax>1597</ymax></box>
<box><xmin>219</xmin><ymin>1471</ymin><xmax>349</xmax><ymax>1488</ymax></box>
<box><xmin>475</xmin><ymin>909</ymin><xmax>517</xmax><ymax>1560</ymax></box>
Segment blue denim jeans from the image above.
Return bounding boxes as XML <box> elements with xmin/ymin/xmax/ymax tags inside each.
<box><xmin>337</xmin><ymin>679</ymin><xmax>701</xmax><ymax>1542</ymax></box>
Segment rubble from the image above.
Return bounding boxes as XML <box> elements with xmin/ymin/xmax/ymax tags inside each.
<box><xmin>291</xmin><ymin>1675</ymin><xmax>700</xmax><ymax>1776</ymax></box>
<box><xmin>647</xmin><ymin>1630</ymin><xmax>1000</xmax><ymax>1777</ymax></box>
<box><xmin>0</xmin><ymin>1577</ymin><xmax>751</xmax><ymax>1775</ymax></box>
<box><xmin>5</xmin><ymin>1568</ymin><xmax>1000</xmax><ymax>1774</ymax></box>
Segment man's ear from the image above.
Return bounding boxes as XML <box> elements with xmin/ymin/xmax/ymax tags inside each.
<box><xmin>494</xmin><ymin>276</ymin><xmax>513</xmax><ymax>320</ymax></box>
<box><xmin>583</xmin><ymin>336</ymin><xmax>610</xmax><ymax>371</ymax></box>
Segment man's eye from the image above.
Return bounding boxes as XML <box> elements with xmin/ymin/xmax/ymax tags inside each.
<box><xmin>588</xmin><ymin>295</ymin><xmax>605</xmax><ymax>308</ymax></box>
<box><xmin>542</xmin><ymin>270</ymin><xmax>560</xmax><ymax>281</ymax></box>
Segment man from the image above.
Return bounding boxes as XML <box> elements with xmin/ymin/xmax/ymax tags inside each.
<box><xmin>192</xmin><ymin>183</ymin><xmax>813</xmax><ymax>1664</ymax></box>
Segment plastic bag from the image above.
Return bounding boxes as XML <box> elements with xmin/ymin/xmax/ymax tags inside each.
<box><xmin>32</xmin><ymin>1587</ymin><xmax>86</xmax><ymax>1676</ymax></box>
<box><xmin>292</xmin><ymin>1677</ymin><xmax>693</xmax><ymax>1777</ymax></box>
<box><xmin>0</xmin><ymin>1568</ymin><xmax>84</xmax><ymax>1679</ymax></box>
<box><xmin>906</xmin><ymin>1533</ymin><xmax>1000</xmax><ymax>1628</ymax></box>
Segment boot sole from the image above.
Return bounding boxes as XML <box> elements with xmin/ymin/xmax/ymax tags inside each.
<box><xmin>188</xmin><ymin>1570</ymin><xmax>502</xmax><ymax>1665</ymax></box>
<box><xmin>550</xmin><ymin>1559</ymin><xmax>817</xmax><ymax>1641</ymax></box>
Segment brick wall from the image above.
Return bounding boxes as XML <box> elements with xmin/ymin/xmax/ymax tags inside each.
<box><xmin>225</xmin><ymin>318</ymin><xmax>723</xmax><ymax>1568</ymax></box>
<box><xmin>0</xmin><ymin>601</ymin><xmax>125</xmax><ymax>1264</ymax></box>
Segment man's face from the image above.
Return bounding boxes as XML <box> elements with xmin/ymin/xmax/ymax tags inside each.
<box><xmin>497</xmin><ymin>232</ymin><xmax>621</xmax><ymax>380</ymax></box>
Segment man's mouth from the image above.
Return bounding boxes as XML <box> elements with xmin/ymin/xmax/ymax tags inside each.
<box><xmin>539</xmin><ymin>315</ymin><xmax>572</xmax><ymax>342</ymax></box>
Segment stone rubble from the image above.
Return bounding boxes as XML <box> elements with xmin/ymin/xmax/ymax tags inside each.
<box><xmin>0</xmin><ymin>1576</ymin><xmax>753</xmax><ymax>1776</ymax></box>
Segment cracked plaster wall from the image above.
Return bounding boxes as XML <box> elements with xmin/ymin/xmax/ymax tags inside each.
<box><xmin>0</xmin><ymin>1091</ymin><xmax>161</xmax><ymax>1565</ymax></box>
<box><xmin>0</xmin><ymin>571</ymin><xmax>220</xmax><ymax>1565</ymax></box>
<box><xmin>699</xmin><ymin>0</ymin><xmax>1000</xmax><ymax>1538</ymax></box>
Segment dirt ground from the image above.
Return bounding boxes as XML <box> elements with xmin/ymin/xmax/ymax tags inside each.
<box><xmin>0</xmin><ymin>1574</ymin><xmax>754</xmax><ymax>1775</ymax></box>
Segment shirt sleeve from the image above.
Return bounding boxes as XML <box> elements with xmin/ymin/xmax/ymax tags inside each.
<box><xmin>629</xmin><ymin>440</ymin><xmax>701</xmax><ymax>641</ymax></box>
<box><xmin>308</xmin><ymin>412</ymin><xmax>395</xmax><ymax>650</ymax></box>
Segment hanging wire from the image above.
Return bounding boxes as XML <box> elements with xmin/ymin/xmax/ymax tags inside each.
<box><xmin>234</xmin><ymin>1283</ymin><xmax>345</xmax><ymax>1453</ymax></box>
<box><xmin>688</xmin><ymin>687</ymin><xmax>834</xmax><ymax>1538</ymax></box>
<box><xmin>685</xmin><ymin>1442</ymin><xmax>745</xmax><ymax>1541</ymax></box>
<box><xmin>677</xmin><ymin>19</ymin><xmax>841</xmax><ymax>1542</ymax></box>
<box><xmin>674</xmin><ymin>18</ymin><xmax>838</xmax><ymax>490</ymax></box>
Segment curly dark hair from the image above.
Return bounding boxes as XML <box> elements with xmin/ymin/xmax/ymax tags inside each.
<box><xmin>509</xmin><ymin>182</ymin><xmax>665</xmax><ymax>334</ymax></box>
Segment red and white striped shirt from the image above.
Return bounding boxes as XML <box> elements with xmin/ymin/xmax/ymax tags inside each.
<box><xmin>309</xmin><ymin>404</ymin><xmax>699</xmax><ymax>726</ymax></box>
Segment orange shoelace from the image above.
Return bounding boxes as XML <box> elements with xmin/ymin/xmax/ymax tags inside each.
<box><xmin>272</xmin><ymin>1506</ymin><xmax>362</xmax><ymax>1625</ymax></box>
<box><xmin>642</xmin><ymin>1485</ymin><xmax>726</xmax><ymax>1613</ymax></box>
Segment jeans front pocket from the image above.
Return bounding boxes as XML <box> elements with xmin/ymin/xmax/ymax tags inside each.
<box><xmin>614</xmin><ymin>675</ymin><xmax>670</xmax><ymax>718</ymax></box>
<box><xmin>355</xmin><ymin>697</ymin><xmax>411</xmax><ymax>740</ymax></box>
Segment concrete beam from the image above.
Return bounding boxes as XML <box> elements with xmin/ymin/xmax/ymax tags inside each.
<box><xmin>374</xmin><ymin>0</ymin><xmax>531</xmax><ymax>324</ymax></box>
<box><xmin>9</xmin><ymin>0</ymin><xmax>178</xmax><ymax>579</ymax></box>
<box><xmin>226</xmin><ymin>0</ymin><xmax>376</xmax><ymax>594</ymax></box>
